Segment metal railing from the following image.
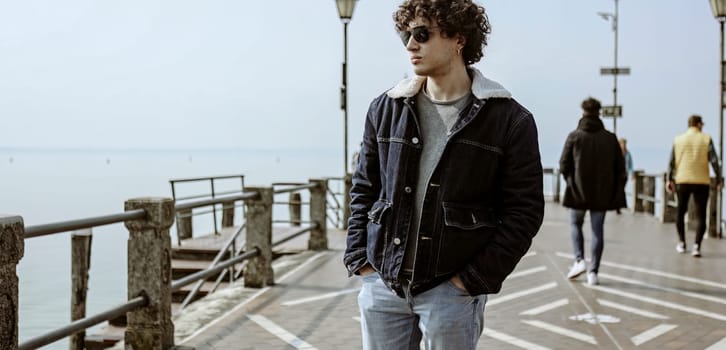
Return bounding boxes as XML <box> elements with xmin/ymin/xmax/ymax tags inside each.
<box><xmin>0</xmin><ymin>179</ymin><xmax>327</xmax><ymax>350</ymax></box>
<box><xmin>170</xmin><ymin>174</ymin><xmax>246</xmax><ymax>244</ymax></box>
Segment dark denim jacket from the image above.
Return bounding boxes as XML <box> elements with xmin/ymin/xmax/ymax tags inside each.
<box><xmin>344</xmin><ymin>68</ymin><xmax>544</xmax><ymax>297</ymax></box>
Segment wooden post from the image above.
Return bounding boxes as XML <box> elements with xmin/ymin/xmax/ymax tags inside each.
<box><xmin>245</xmin><ymin>187</ymin><xmax>273</xmax><ymax>288</ymax></box>
<box><xmin>221</xmin><ymin>201</ymin><xmax>235</xmax><ymax>228</ymax></box>
<box><xmin>644</xmin><ymin>175</ymin><xmax>656</xmax><ymax>215</ymax></box>
<box><xmin>0</xmin><ymin>215</ymin><xmax>23</xmax><ymax>350</ymax></box>
<box><xmin>661</xmin><ymin>173</ymin><xmax>677</xmax><ymax>223</ymax></box>
<box><xmin>708</xmin><ymin>177</ymin><xmax>719</xmax><ymax>237</ymax></box>
<box><xmin>343</xmin><ymin>174</ymin><xmax>353</xmax><ymax>229</ymax></box>
<box><xmin>309</xmin><ymin>179</ymin><xmax>328</xmax><ymax>250</ymax></box>
<box><xmin>289</xmin><ymin>193</ymin><xmax>302</xmax><ymax>227</ymax></box>
<box><xmin>177</xmin><ymin>208</ymin><xmax>192</xmax><ymax>241</ymax></box>
<box><xmin>633</xmin><ymin>170</ymin><xmax>644</xmax><ymax>212</ymax></box>
<box><xmin>124</xmin><ymin>197</ymin><xmax>175</xmax><ymax>350</ymax></box>
<box><xmin>70</xmin><ymin>229</ymin><xmax>92</xmax><ymax>350</ymax></box>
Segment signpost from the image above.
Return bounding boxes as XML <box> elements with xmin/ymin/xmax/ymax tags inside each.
<box><xmin>601</xmin><ymin>105</ymin><xmax>622</xmax><ymax>117</ymax></box>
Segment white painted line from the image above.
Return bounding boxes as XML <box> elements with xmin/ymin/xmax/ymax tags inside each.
<box><xmin>556</xmin><ymin>252</ymin><xmax>726</xmax><ymax>290</ymax></box>
<box><xmin>600</xmin><ymin>273</ymin><xmax>726</xmax><ymax>306</ymax></box>
<box><xmin>519</xmin><ymin>298</ymin><xmax>569</xmax><ymax>316</ymax></box>
<box><xmin>631</xmin><ymin>324</ymin><xmax>677</xmax><ymax>346</ymax></box>
<box><xmin>488</xmin><ymin>282</ymin><xmax>557</xmax><ymax>306</ymax></box>
<box><xmin>282</xmin><ymin>288</ymin><xmax>360</xmax><ymax>306</ymax></box>
<box><xmin>597</xmin><ymin>299</ymin><xmax>669</xmax><ymax>320</ymax></box>
<box><xmin>521</xmin><ymin>320</ymin><xmax>597</xmax><ymax>345</ymax></box>
<box><xmin>352</xmin><ymin>316</ymin><xmax>361</xmax><ymax>322</ymax></box>
<box><xmin>584</xmin><ymin>283</ymin><xmax>726</xmax><ymax>321</ymax></box>
<box><xmin>248</xmin><ymin>314</ymin><xmax>317</xmax><ymax>349</ymax></box>
<box><xmin>522</xmin><ymin>251</ymin><xmax>537</xmax><ymax>259</ymax></box>
<box><xmin>508</xmin><ymin>266</ymin><xmax>547</xmax><ymax>279</ymax></box>
<box><xmin>705</xmin><ymin>337</ymin><xmax>726</xmax><ymax>350</ymax></box>
<box><xmin>180</xmin><ymin>252</ymin><xmax>329</xmax><ymax>344</ymax></box>
<box><xmin>483</xmin><ymin>327</ymin><xmax>551</xmax><ymax>350</ymax></box>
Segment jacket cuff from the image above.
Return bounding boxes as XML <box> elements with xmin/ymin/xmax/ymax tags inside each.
<box><xmin>458</xmin><ymin>263</ymin><xmax>489</xmax><ymax>296</ymax></box>
<box><xmin>344</xmin><ymin>249</ymin><xmax>367</xmax><ymax>277</ymax></box>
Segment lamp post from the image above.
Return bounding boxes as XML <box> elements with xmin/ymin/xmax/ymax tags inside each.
<box><xmin>336</xmin><ymin>0</ymin><xmax>357</xmax><ymax>176</ymax></box>
<box><xmin>710</xmin><ymin>0</ymin><xmax>726</xmax><ymax>238</ymax></box>
<box><xmin>597</xmin><ymin>0</ymin><xmax>620</xmax><ymax>134</ymax></box>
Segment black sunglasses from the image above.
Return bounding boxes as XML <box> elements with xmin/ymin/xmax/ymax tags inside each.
<box><xmin>399</xmin><ymin>26</ymin><xmax>438</xmax><ymax>46</ymax></box>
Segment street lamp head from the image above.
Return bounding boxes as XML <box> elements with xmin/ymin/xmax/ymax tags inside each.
<box><xmin>336</xmin><ymin>0</ymin><xmax>358</xmax><ymax>23</ymax></box>
<box><xmin>711</xmin><ymin>0</ymin><xmax>726</xmax><ymax>19</ymax></box>
<box><xmin>597</xmin><ymin>12</ymin><xmax>614</xmax><ymax>21</ymax></box>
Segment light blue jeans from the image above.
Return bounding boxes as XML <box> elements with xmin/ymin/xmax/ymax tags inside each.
<box><xmin>358</xmin><ymin>273</ymin><xmax>487</xmax><ymax>350</ymax></box>
<box><xmin>570</xmin><ymin>209</ymin><xmax>606</xmax><ymax>273</ymax></box>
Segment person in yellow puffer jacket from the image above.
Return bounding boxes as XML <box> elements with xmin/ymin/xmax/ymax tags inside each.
<box><xmin>667</xmin><ymin>114</ymin><xmax>723</xmax><ymax>257</ymax></box>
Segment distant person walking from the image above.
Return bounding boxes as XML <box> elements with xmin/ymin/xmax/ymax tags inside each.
<box><xmin>559</xmin><ymin>97</ymin><xmax>626</xmax><ymax>285</ymax></box>
<box><xmin>345</xmin><ymin>0</ymin><xmax>544</xmax><ymax>348</ymax></box>
<box><xmin>667</xmin><ymin>115</ymin><xmax>722</xmax><ymax>257</ymax></box>
<box><xmin>616</xmin><ymin>138</ymin><xmax>634</xmax><ymax>214</ymax></box>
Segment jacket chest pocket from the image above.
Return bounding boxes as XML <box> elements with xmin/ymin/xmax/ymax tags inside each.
<box><xmin>434</xmin><ymin>203</ymin><xmax>498</xmax><ymax>276</ymax></box>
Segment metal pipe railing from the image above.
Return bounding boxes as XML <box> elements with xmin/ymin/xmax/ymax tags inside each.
<box><xmin>273</xmin><ymin>183</ymin><xmax>318</xmax><ymax>194</ymax></box>
<box><xmin>175</xmin><ymin>192</ymin><xmax>258</xmax><ymax>211</ymax></box>
<box><xmin>23</xmin><ymin>209</ymin><xmax>146</xmax><ymax>239</ymax></box>
<box><xmin>18</xmin><ymin>295</ymin><xmax>148</xmax><ymax>350</ymax></box>
<box><xmin>272</xmin><ymin>224</ymin><xmax>317</xmax><ymax>247</ymax></box>
<box><xmin>171</xmin><ymin>248</ymin><xmax>260</xmax><ymax>292</ymax></box>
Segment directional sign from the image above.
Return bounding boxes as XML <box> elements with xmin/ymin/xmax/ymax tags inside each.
<box><xmin>600</xmin><ymin>67</ymin><xmax>631</xmax><ymax>75</ymax></box>
<box><xmin>601</xmin><ymin>105</ymin><xmax>622</xmax><ymax>117</ymax></box>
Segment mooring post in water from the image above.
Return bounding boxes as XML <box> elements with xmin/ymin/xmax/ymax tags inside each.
<box><xmin>124</xmin><ymin>197</ymin><xmax>175</xmax><ymax>350</ymax></box>
<box><xmin>309</xmin><ymin>179</ymin><xmax>328</xmax><ymax>250</ymax></box>
<box><xmin>244</xmin><ymin>187</ymin><xmax>274</xmax><ymax>288</ymax></box>
<box><xmin>0</xmin><ymin>215</ymin><xmax>24</xmax><ymax>350</ymax></box>
<box><xmin>70</xmin><ymin>229</ymin><xmax>92</xmax><ymax>350</ymax></box>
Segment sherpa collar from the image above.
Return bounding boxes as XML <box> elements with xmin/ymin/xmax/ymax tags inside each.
<box><xmin>385</xmin><ymin>67</ymin><xmax>512</xmax><ymax>100</ymax></box>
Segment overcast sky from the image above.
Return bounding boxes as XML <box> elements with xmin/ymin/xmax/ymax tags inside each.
<box><xmin>0</xmin><ymin>0</ymin><xmax>720</xmax><ymax>168</ymax></box>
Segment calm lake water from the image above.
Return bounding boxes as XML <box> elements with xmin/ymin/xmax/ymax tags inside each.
<box><xmin>0</xmin><ymin>147</ymin><xmax>340</xmax><ymax>349</ymax></box>
<box><xmin>0</xmin><ymin>145</ymin><xmax>673</xmax><ymax>349</ymax></box>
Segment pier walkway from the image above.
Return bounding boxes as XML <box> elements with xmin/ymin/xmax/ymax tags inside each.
<box><xmin>170</xmin><ymin>202</ymin><xmax>726</xmax><ymax>350</ymax></box>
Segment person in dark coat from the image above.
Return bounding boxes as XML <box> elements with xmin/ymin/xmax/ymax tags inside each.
<box><xmin>559</xmin><ymin>97</ymin><xmax>626</xmax><ymax>285</ymax></box>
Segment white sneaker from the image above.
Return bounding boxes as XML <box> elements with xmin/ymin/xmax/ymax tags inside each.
<box><xmin>676</xmin><ymin>242</ymin><xmax>686</xmax><ymax>254</ymax></box>
<box><xmin>567</xmin><ymin>259</ymin><xmax>587</xmax><ymax>279</ymax></box>
<box><xmin>587</xmin><ymin>272</ymin><xmax>599</xmax><ymax>285</ymax></box>
<box><xmin>692</xmin><ymin>244</ymin><xmax>701</xmax><ymax>257</ymax></box>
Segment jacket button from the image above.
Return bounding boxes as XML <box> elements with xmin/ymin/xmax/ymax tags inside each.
<box><xmin>393</xmin><ymin>238</ymin><xmax>401</xmax><ymax>245</ymax></box>
<box><xmin>404</xmin><ymin>186</ymin><xmax>412</xmax><ymax>193</ymax></box>
<box><xmin>412</xmin><ymin>137</ymin><xmax>420</xmax><ymax>144</ymax></box>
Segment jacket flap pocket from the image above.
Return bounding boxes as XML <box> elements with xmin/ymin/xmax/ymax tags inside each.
<box><xmin>443</xmin><ymin>203</ymin><xmax>497</xmax><ymax>230</ymax></box>
<box><xmin>367</xmin><ymin>199</ymin><xmax>391</xmax><ymax>224</ymax></box>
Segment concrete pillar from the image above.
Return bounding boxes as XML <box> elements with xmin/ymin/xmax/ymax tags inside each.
<box><xmin>343</xmin><ymin>174</ymin><xmax>353</xmax><ymax>229</ymax></box>
<box><xmin>244</xmin><ymin>187</ymin><xmax>273</xmax><ymax>288</ymax></box>
<box><xmin>553</xmin><ymin>169</ymin><xmax>561</xmax><ymax>203</ymax></box>
<box><xmin>644</xmin><ymin>175</ymin><xmax>656</xmax><ymax>215</ymax></box>
<box><xmin>289</xmin><ymin>193</ymin><xmax>301</xmax><ymax>227</ymax></box>
<box><xmin>176</xmin><ymin>208</ymin><xmax>192</xmax><ymax>241</ymax></box>
<box><xmin>633</xmin><ymin>170</ymin><xmax>644</xmax><ymax>212</ymax></box>
<box><xmin>124</xmin><ymin>197</ymin><xmax>175</xmax><ymax>350</ymax></box>
<box><xmin>309</xmin><ymin>179</ymin><xmax>328</xmax><ymax>251</ymax></box>
<box><xmin>0</xmin><ymin>215</ymin><xmax>23</xmax><ymax>350</ymax></box>
<box><xmin>661</xmin><ymin>173</ymin><xmax>677</xmax><ymax>223</ymax></box>
<box><xmin>70</xmin><ymin>229</ymin><xmax>92</xmax><ymax>350</ymax></box>
<box><xmin>708</xmin><ymin>177</ymin><xmax>719</xmax><ymax>237</ymax></box>
<box><xmin>221</xmin><ymin>201</ymin><xmax>235</xmax><ymax>228</ymax></box>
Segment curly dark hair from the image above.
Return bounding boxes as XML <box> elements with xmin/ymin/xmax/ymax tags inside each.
<box><xmin>393</xmin><ymin>0</ymin><xmax>491</xmax><ymax>65</ymax></box>
<box><xmin>581</xmin><ymin>97</ymin><xmax>602</xmax><ymax>117</ymax></box>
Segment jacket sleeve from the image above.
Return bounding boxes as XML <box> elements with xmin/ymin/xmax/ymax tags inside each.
<box><xmin>459</xmin><ymin>111</ymin><xmax>545</xmax><ymax>295</ymax></box>
<box><xmin>559</xmin><ymin>133</ymin><xmax>574</xmax><ymax>179</ymax></box>
<box><xmin>343</xmin><ymin>100</ymin><xmax>382</xmax><ymax>276</ymax></box>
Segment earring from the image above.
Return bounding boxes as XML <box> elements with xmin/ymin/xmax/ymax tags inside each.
<box><xmin>457</xmin><ymin>47</ymin><xmax>462</xmax><ymax>55</ymax></box>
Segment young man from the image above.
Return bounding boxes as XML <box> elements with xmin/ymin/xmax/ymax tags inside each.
<box><xmin>667</xmin><ymin>115</ymin><xmax>722</xmax><ymax>257</ymax></box>
<box><xmin>344</xmin><ymin>1</ymin><xmax>544</xmax><ymax>348</ymax></box>
<box><xmin>559</xmin><ymin>97</ymin><xmax>626</xmax><ymax>286</ymax></box>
